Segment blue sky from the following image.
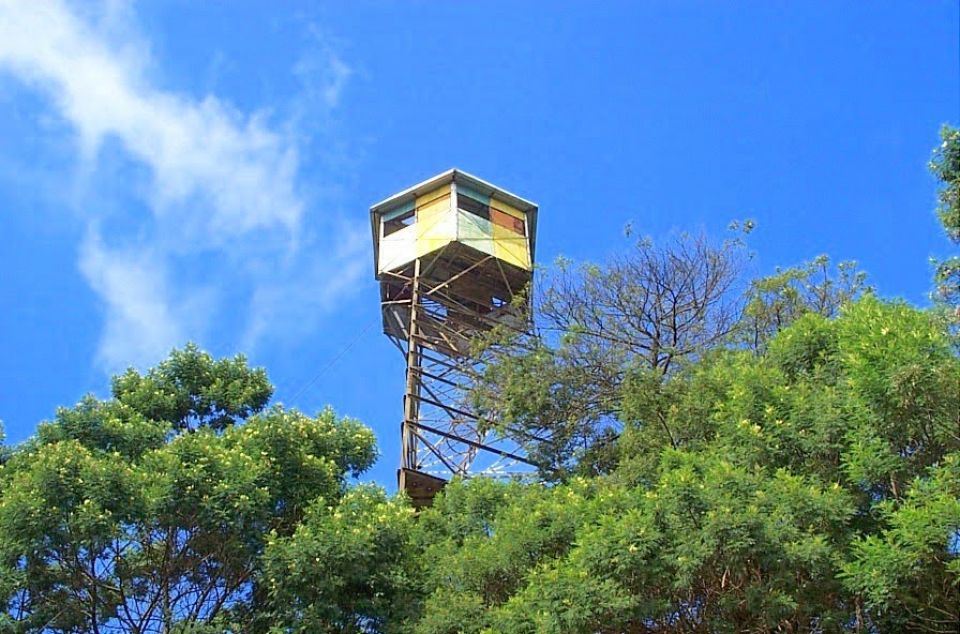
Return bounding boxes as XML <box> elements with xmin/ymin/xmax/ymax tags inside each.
<box><xmin>0</xmin><ymin>1</ymin><xmax>956</xmax><ymax>487</ymax></box>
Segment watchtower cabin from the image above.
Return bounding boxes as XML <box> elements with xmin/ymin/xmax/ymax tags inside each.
<box><xmin>371</xmin><ymin>169</ymin><xmax>539</xmax><ymax>507</ymax></box>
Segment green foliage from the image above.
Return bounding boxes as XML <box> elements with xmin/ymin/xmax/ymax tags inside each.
<box><xmin>931</xmin><ymin>124</ymin><xmax>960</xmax><ymax>243</ymax></box>
<box><xmin>406</xmin><ymin>458</ymin><xmax>856</xmax><ymax>632</ymax></box>
<box><xmin>930</xmin><ymin>124</ymin><xmax>960</xmax><ymax>313</ymax></box>
<box><xmin>0</xmin><ymin>345</ymin><xmax>386</xmax><ymax>633</ymax></box>
<box><xmin>741</xmin><ymin>255</ymin><xmax>869</xmax><ymax>351</ymax></box>
<box><xmin>0</xmin><ymin>422</ymin><xmax>8</xmax><ymax>466</ymax></box>
<box><xmin>471</xmin><ymin>240</ymin><xmax>871</xmax><ymax>483</ymax></box>
<box><xmin>841</xmin><ymin>455</ymin><xmax>960</xmax><ymax>630</ymax></box>
<box><xmin>470</xmin><ymin>231</ymin><xmax>748</xmax><ymax>479</ymax></box>
<box><xmin>836</xmin><ymin>297</ymin><xmax>958</xmax><ymax>496</ymax></box>
<box><xmin>401</xmin><ymin>297</ymin><xmax>959</xmax><ymax>632</ymax></box>
<box><xmin>5</xmin><ymin>301</ymin><xmax>952</xmax><ymax>633</ymax></box>
<box><xmin>262</xmin><ymin>486</ymin><xmax>416</xmax><ymax>634</ymax></box>
<box><xmin>34</xmin><ymin>396</ymin><xmax>169</xmax><ymax>460</ymax></box>
<box><xmin>111</xmin><ymin>343</ymin><xmax>273</xmax><ymax>432</ymax></box>
<box><xmin>472</xmin><ymin>338</ymin><xmax>620</xmax><ymax>479</ymax></box>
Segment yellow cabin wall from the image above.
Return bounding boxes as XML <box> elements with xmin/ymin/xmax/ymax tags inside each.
<box><xmin>415</xmin><ymin>184</ymin><xmax>451</xmax><ymax>208</ymax></box>
<box><xmin>415</xmin><ymin>185</ymin><xmax>455</xmax><ymax>259</ymax></box>
<box><xmin>492</xmin><ymin>223</ymin><xmax>530</xmax><ymax>269</ymax></box>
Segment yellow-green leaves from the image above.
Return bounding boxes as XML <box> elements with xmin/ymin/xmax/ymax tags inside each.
<box><xmin>111</xmin><ymin>343</ymin><xmax>273</xmax><ymax>432</ymax></box>
<box><xmin>403</xmin><ymin>296</ymin><xmax>958</xmax><ymax>633</ymax></box>
<box><xmin>262</xmin><ymin>486</ymin><xmax>416</xmax><ymax>633</ymax></box>
<box><xmin>0</xmin><ymin>345</ymin><xmax>381</xmax><ymax>633</ymax></box>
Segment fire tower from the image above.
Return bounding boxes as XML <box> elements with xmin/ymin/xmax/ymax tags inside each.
<box><xmin>370</xmin><ymin>169</ymin><xmax>538</xmax><ymax>506</ymax></box>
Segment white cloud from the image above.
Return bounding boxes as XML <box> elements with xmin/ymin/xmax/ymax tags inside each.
<box><xmin>0</xmin><ymin>0</ymin><xmax>365</xmax><ymax>371</ymax></box>
<box><xmin>293</xmin><ymin>35</ymin><xmax>353</xmax><ymax>113</ymax></box>
<box><xmin>0</xmin><ymin>0</ymin><xmax>302</xmax><ymax>236</ymax></box>
<box><xmin>78</xmin><ymin>230</ymin><xmax>213</xmax><ymax>370</ymax></box>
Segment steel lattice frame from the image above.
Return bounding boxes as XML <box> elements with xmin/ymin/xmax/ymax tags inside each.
<box><xmin>379</xmin><ymin>247</ymin><xmax>538</xmax><ymax>486</ymax></box>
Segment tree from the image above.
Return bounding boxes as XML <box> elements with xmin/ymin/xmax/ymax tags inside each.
<box><xmin>538</xmin><ymin>230</ymin><xmax>747</xmax><ymax>376</ymax></box>
<box><xmin>0</xmin><ymin>421</ymin><xmax>8</xmax><ymax>466</ymax></box>
<box><xmin>930</xmin><ymin>124</ymin><xmax>960</xmax><ymax>313</ymax></box>
<box><xmin>741</xmin><ymin>254</ymin><xmax>870</xmax><ymax>351</ymax></box>
<box><xmin>109</xmin><ymin>344</ymin><xmax>273</xmax><ymax>433</ymax></box>
<box><xmin>402</xmin><ymin>297</ymin><xmax>960</xmax><ymax>633</ymax></box>
<box><xmin>470</xmin><ymin>229</ymin><xmax>749</xmax><ymax>479</ymax></box>
<box><xmin>260</xmin><ymin>487</ymin><xmax>417</xmax><ymax>634</ymax></box>
<box><xmin>0</xmin><ymin>346</ymin><xmax>389</xmax><ymax>633</ymax></box>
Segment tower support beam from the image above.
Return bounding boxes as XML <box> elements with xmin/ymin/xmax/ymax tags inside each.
<box><xmin>401</xmin><ymin>257</ymin><xmax>421</xmax><ymax>472</ymax></box>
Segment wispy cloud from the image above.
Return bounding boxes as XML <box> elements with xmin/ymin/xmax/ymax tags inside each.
<box><xmin>0</xmin><ymin>1</ymin><xmax>303</xmax><ymax>235</ymax></box>
<box><xmin>0</xmin><ymin>0</ymin><xmax>365</xmax><ymax>371</ymax></box>
<box><xmin>293</xmin><ymin>31</ymin><xmax>353</xmax><ymax>114</ymax></box>
<box><xmin>78</xmin><ymin>230</ymin><xmax>213</xmax><ymax>369</ymax></box>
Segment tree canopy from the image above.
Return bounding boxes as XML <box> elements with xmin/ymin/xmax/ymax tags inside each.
<box><xmin>401</xmin><ymin>297</ymin><xmax>959</xmax><ymax>633</ymax></box>
<box><xmin>931</xmin><ymin>124</ymin><xmax>960</xmax><ymax>313</ymax></box>
<box><xmin>0</xmin><ymin>346</ymin><xmax>388</xmax><ymax>633</ymax></box>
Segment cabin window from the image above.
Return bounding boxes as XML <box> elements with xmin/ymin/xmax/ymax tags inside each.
<box><xmin>383</xmin><ymin>209</ymin><xmax>415</xmax><ymax>236</ymax></box>
<box><xmin>458</xmin><ymin>193</ymin><xmax>490</xmax><ymax>221</ymax></box>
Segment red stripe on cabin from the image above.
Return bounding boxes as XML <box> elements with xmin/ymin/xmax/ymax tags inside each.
<box><xmin>490</xmin><ymin>208</ymin><xmax>525</xmax><ymax>235</ymax></box>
